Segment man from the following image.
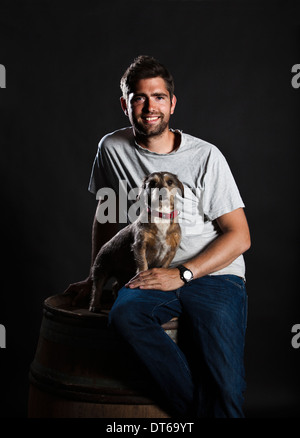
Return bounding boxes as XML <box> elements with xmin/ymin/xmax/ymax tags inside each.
<box><xmin>65</xmin><ymin>55</ymin><xmax>251</xmax><ymax>417</ymax></box>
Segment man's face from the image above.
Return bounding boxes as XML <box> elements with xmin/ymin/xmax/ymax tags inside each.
<box><xmin>121</xmin><ymin>77</ymin><xmax>176</xmax><ymax>138</ymax></box>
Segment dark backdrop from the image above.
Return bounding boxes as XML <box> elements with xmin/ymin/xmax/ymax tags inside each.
<box><xmin>0</xmin><ymin>0</ymin><xmax>299</xmax><ymax>418</ymax></box>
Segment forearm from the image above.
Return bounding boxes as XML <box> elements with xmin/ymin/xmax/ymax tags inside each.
<box><xmin>127</xmin><ymin>229</ymin><xmax>250</xmax><ymax>291</ymax></box>
<box><xmin>126</xmin><ymin>208</ymin><xmax>251</xmax><ymax>291</ymax></box>
<box><xmin>89</xmin><ymin>197</ymin><xmax>120</xmax><ymax>268</ymax></box>
<box><xmin>183</xmin><ymin>228</ymin><xmax>250</xmax><ymax>279</ymax></box>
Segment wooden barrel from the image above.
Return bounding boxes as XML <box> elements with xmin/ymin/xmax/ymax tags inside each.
<box><xmin>28</xmin><ymin>293</ymin><xmax>178</xmax><ymax>418</ymax></box>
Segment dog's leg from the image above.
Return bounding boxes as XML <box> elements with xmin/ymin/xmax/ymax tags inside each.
<box><xmin>112</xmin><ymin>280</ymin><xmax>120</xmax><ymax>301</ymax></box>
<box><xmin>161</xmin><ymin>228</ymin><xmax>181</xmax><ymax>268</ymax></box>
<box><xmin>89</xmin><ymin>273</ymin><xmax>107</xmax><ymax>313</ymax></box>
<box><xmin>134</xmin><ymin>244</ymin><xmax>148</xmax><ymax>273</ymax></box>
<box><xmin>161</xmin><ymin>251</ymin><xmax>177</xmax><ymax>269</ymax></box>
<box><xmin>69</xmin><ymin>284</ymin><xmax>91</xmax><ymax>307</ymax></box>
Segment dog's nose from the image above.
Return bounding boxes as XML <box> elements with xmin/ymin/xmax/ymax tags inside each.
<box><xmin>162</xmin><ymin>190</ymin><xmax>169</xmax><ymax>200</ymax></box>
<box><xmin>158</xmin><ymin>188</ymin><xmax>170</xmax><ymax>201</ymax></box>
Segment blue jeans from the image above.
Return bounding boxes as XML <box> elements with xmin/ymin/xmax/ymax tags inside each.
<box><xmin>108</xmin><ymin>274</ymin><xmax>247</xmax><ymax>418</ymax></box>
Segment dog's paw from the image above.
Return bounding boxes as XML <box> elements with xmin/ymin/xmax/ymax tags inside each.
<box><xmin>89</xmin><ymin>305</ymin><xmax>102</xmax><ymax>313</ymax></box>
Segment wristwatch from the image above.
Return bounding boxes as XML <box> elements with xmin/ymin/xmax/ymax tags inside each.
<box><xmin>177</xmin><ymin>265</ymin><xmax>194</xmax><ymax>284</ymax></box>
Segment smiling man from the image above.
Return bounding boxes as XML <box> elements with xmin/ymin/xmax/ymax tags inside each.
<box><xmin>120</xmin><ymin>76</ymin><xmax>177</xmax><ymax>151</ymax></box>
<box><xmin>65</xmin><ymin>55</ymin><xmax>251</xmax><ymax>418</ymax></box>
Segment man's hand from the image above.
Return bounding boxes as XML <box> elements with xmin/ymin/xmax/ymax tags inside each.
<box><xmin>125</xmin><ymin>268</ymin><xmax>184</xmax><ymax>291</ymax></box>
<box><xmin>63</xmin><ymin>277</ymin><xmax>93</xmax><ymax>306</ymax></box>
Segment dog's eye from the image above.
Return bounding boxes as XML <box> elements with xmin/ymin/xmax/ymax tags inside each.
<box><xmin>148</xmin><ymin>180</ymin><xmax>156</xmax><ymax>188</ymax></box>
<box><xmin>166</xmin><ymin>179</ymin><xmax>173</xmax><ymax>186</ymax></box>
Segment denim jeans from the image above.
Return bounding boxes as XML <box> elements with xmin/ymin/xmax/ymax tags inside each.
<box><xmin>108</xmin><ymin>274</ymin><xmax>247</xmax><ymax>418</ymax></box>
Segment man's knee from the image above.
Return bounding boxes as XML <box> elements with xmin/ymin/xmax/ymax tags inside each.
<box><xmin>109</xmin><ymin>297</ymin><xmax>133</xmax><ymax>332</ymax></box>
<box><xmin>108</xmin><ymin>290</ymin><xmax>148</xmax><ymax>334</ymax></box>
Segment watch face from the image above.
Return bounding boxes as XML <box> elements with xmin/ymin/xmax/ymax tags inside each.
<box><xmin>183</xmin><ymin>270</ymin><xmax>193</xmax><ymax>281</ymax></box>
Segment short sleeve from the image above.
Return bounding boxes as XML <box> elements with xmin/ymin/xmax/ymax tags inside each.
<box><xmin>202</xmin><ymin>146</ymin><xmax>245</xmax><ymax>221</ymax></box>
<box><xmin>88</xmin><ymin>139</ymin><xmax>111</xmax><ymax>195</ymax></box>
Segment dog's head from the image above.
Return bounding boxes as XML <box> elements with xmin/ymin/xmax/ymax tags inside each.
<box><xmin>138</xmin><ymin>172</ymin><xmax>184</xmax><ymax>213</ymax></box>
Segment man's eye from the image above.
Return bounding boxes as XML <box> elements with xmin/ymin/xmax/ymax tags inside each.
<box><xmin>132</xmin><ymin>96</ymin><xmax>144</xmax><ymax>103</ymax></box>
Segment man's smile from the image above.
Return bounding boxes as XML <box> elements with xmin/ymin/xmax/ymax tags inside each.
<box><xmin>142</xmin><ymin>115</ymin><xmax>161</xmax><ymax>124</ymax></box>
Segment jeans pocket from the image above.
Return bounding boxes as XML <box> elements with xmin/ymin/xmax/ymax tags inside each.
<box><xmin>224</xmin><ymin>275</ymin><xmax>245</xmax><ymax>290</ymax></box>
<box><xmin>225</xmin><ymin>276</ymin><xmax>248</xmax><ymax>332</ymax></box>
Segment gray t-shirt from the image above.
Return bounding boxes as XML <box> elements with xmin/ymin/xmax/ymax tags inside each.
<box><xmin>88</xmin><ymin>127</ymin><xmax>246</xmax><ymax>278</ymax></box>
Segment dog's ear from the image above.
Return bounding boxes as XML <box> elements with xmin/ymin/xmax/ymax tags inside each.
<box><xmin>178</xmin><ymin>181</ymin><xmax>184</xmax><ymax>198</ymax></box>
<box><xmin>175</xmin><ymin>176</ymin><xmax>184</xmax><ymax>198</ymax></box>
<box><xmin>141</xmin><ymin>175</ymin><xmax>149</xmax><ymax>187</ymax></box>
<box><xmin>136</xmin><ymin>176</ymin><xmax>148</xmax><ymax>200</ymax></box>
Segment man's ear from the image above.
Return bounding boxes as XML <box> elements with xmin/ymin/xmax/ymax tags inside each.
<box><xmin>170</xmin><ymin>94</ymin><xmax>177</xmax><ymax>115</ymax></box>
<box><xmin>120</xmin><ymin>96</ymin><xmax>129</xmax><ymax>116</ymax></box>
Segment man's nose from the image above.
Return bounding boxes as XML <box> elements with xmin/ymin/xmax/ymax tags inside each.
<box><xmin>142</xmin><ymin>98</ymin><xmax>156</xmax><ymax>113</ymax></box>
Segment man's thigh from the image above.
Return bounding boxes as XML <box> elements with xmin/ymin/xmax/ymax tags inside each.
<box><xmin>178</xmin><ymin>274</ymin><xmax>248</xmax><ymax>371</ymax></box>
<box><xmin>109</xmin><ymin>286</ymin><xmax>183</xmax><ymax>326</ymax></box>
<box><xmin>179</xmin><ymin>275</ymin><xmax>247</xmax><ymax>330</ymax></box>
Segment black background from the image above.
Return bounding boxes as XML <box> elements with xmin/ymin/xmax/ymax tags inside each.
<box><xmin>0</xmin><ymin>0</ymin><xmax>299</xmax><ymax>418</ymax></box>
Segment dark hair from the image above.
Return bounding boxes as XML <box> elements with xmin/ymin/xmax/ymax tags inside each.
<box><xmin>120</xmin><ymin>55</ymin><xmax>174</xmax><ymax>100</ymax></box>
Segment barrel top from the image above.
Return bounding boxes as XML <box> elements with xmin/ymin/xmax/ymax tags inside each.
<box><xmin>44</xmin><ymin>294</ymin><xmax>111</xmax><ymax>328</ymax></box>
<box><xmin>45</xmin><ymin>293</ymin><xmax>108</xmax><ymax>317</ymax></box>
<box><xmin>44</xmin><ymin>293</ymin><xmax>178</xmax><ymax>330</ymax></box>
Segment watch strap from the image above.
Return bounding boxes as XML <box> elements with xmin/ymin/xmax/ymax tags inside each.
<box><xmin>177</xmin><ymin>264</ymin><xmax>193</xmax><ymax>283</ymax></box>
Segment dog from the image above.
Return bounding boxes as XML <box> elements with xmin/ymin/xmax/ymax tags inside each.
<box><xmin>89</xmin><ymin>171</ymin><xmax>184</xmax><ymax>312</ymax></box>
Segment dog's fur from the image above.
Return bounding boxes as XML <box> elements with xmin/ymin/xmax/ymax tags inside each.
<box><xmin>89</xmin><ymin>172</ymin><xmax>184</xmax><ymax>312</ymax></box>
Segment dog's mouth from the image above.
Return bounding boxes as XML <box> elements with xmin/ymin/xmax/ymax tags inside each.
<box><xmin>147</xmin><ymin>188</ymin><xmax>172</xmax><ymax>208</ymax></box>
<box><xmin>147</xmin><ymin>190</ymin><xmax>178</xmax><ymax>220</ymax></box>
<box><xmin>147</xmin><ymin>207</ymin><xmax>180</xmax><ymax>220</ymax></box>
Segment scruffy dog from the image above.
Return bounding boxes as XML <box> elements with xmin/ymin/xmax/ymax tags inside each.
<box><xmin>89</xmin><ymin>172</ymin><xmax>184</xmax><ymax>312</ymax></box>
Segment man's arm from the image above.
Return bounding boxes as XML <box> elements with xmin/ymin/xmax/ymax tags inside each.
<box><xmin>184</xmin><ymin>207</ymin><xmax>251</xmax><ymax>278</ymax></box>
<box><xmin>63</xmin><ymin>199</ymin><xmax>119</xmax><ymax>300</ymax></box>
<box><xmin>91</xmin><ymin>201</ymin><xmax>120</xmax><ymax>264</ymax></box>
<box><xmin>126</xmin><ymin>207</ymin><xmax>251</xmax><ymax>291</ymax></box>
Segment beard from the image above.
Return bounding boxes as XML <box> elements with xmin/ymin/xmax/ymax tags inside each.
<box><xmin>131</xmin><ymin>113</ymin><xmax>170</xmax><ymax>138</ymax></box>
